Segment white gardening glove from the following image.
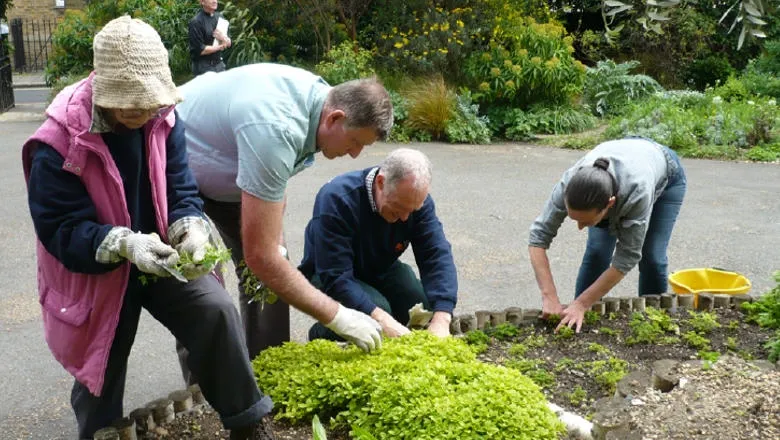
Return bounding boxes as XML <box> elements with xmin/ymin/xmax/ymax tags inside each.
<box><xmin>168</xmin><ymin>216</ymin><xmax>213</xmax><ymax>280</ymax></box>
<box><xmin>325</xmin><ymin>304</ymin><xmax>383</xmax><ymax>353</ymax></box>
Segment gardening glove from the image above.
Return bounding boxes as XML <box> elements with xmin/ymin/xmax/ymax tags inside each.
<box><xmin>168</xmin><ymin>216</ymin><xmax>214</xmax><ymax>280</ymax></box>
<box><xmin>96</xmin><ymin>227</ymin><xmax>179</xmax><ymax>277</ymax></box>
<box><xmin>325</xmin><ymin>304</ymin><xmax>383</xmax><ymax>353</ymax></box>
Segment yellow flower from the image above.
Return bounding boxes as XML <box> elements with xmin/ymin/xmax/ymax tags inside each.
<box><xmin>439</xmin><ymin>48</ymin><xmax>449</xmax><ymax>54</ymax></box>
<box><xmin>479</xmin><ymin>82</ymin><xmax>490</xmax><ymax>91</ymax></box>
<box><xmin>457</xmin><ymin>20</ymin><xmax>465</xmax><ymax>28</ymax></box>
<box><xmin>505</xmin><ymin>80</ymin><xmax>515</xmax><ymax>89</ymax></box>
<box><xmin>423</xmin><ymin>51</ymin><xmax>428</xmax><ymax>56</ymax></box>
<box><xmin>490</xmin><ymin>67</ymin><xmax>501</xmax><ymax>77</ymax></box>
<box><xmin>482</xmin><ymin>53</ymin><xmax>492</xmax><ymax>61</ymax></box>
<box><xmin>504</xmin><ymin>60</ymin><xmax>513</xmax><ymax>67</ymax></box>
<box><xmin>394</xmin><ymin>41</ymin><xmax>403</xmax><ymax>49</ymax></box>
<box><xmin>518</xmin><ymin>49</ymin><xmax>528</xmax><ymax>57</ymax></box>
<box><xmin>441</xmin><ymin>22</ymin><xmax>450</xmax><ymax>31</ymax></box>
<box><xmin>512</xmin><ymin>65</ymin><xmax>522</xmax><ymax>74</ymax></box>
<box><xmin>531</xmin><ymin>56</ymin><xmax>542</xmax><ymax>64</ymax></box>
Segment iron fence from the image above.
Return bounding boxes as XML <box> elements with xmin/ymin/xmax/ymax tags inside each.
<box><xmin>0</xmin><ymin>35</ymin><xmax>13</xmax><ymax>112</ymax></box>
<box><xmin>10</xmin><ymin>17</ymin><xmax>56</xmax><ymax>72</ymax></box>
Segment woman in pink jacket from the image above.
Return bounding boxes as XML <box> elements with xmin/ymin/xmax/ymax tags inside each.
<box><xmin>22</xmin><ymin>16</ymin><xmax>275</xmax><ymax>440</ymax></box>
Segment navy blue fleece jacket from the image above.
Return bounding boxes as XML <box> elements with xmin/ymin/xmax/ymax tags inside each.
<box><xmin>299</xmin><ymin>167</ymin><xmax>458</xmax><ymax>316</ymax></box>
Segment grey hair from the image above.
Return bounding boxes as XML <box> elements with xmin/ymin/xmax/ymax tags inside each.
<box><xmin>378</xmin><ymin>148</ymin><xmax>432</xmax><ymax>194</ymax></box>
<box><xmin>325</xmin><ymin>77</ymin><xmax>394</xmax><ymax>141</ymax></box>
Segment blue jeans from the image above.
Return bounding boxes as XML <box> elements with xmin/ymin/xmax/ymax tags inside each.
<box><xmin>575</xmin><ymin>148</ymin><xmax>687</xmax><ymax>297</ymax></box>
<box><xmin>308</xmin><ymin>261</ymin><xmax>429</xmax><ymax>341</ymax></box>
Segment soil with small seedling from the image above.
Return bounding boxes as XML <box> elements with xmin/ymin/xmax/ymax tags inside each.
<box><xmin>135</xmin><ymin>306</ymin><xmax>778</xmax><ymax>440</ymax></box>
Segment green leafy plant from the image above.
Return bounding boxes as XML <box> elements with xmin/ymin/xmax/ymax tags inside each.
<box><xmin>138</xmin><ymin>244</ymin><xmax>231</xmax><ymax>286</ymax></box>
<box><xmin>315</xmin><ymin>40</ymin><xmax>375</xmax><ymax>85</ymax></box>
<box><xmin>626</xmin><ymin>307</ymin><xmax>679</xmax><ymax>345</ymax></box>
<box><xmin>239</xmin><ymin>261</ymin><xmax>279</xmax><ymax>309</ymax></box>
<box><xmin>487</xmin><ymin>322</ymin><xmax>519</xmax><ymax>340</ymax></box>
<box><xmin>582</xmin><ymin>60</ymin><xmax>662</xmax><ymax>117</ymax></box>
<box><xmin>312</xmin><ymin>415</ymin><xmax>327</xmax><ymax>440</ymax></box>
<box><xmin>742</xmin><ymin>271</ymin><xmax>780</xmax><ymax>361</ymax></box>
<box><xmin>505</xmin><ymin>357</ymin><xmax>556</xmax><ymax>389</ymax></box>
<box><xmin>584</xmin><ymin>310</ymin><xmax>602</xmax><ymax>326</ymax></box>
<box><xmin>254</xmin><ymin>331</ymin><xmax>565</xmax><ymax>439</ymax></box>
<box><xmin>567</xmin><ymin>386</ymin><xmax>587</xmax><ymax>407</ymax></box>
<box><xmin>686</xmin><ymin>310</ymin><xmax>721</xmax><ymax>334</ymax></box>
<box><xmin>464</xmin><ymin>329</ymin><xmax>490</xmax><ymax>354</ymax></box>
<box><xmin>222</xmin><ymin>1</ymin><xmax>268</xmax><ymax>69</ymax></box>
<box><xmin>682</xmin><ymin>331</ymin><xmax>711</xmax><ymax>350</ymax></box>
<box><xmin>464</xmin><ymin>14</ymin><xmax>585</xmax><ymax>108</ymax></box>
<box><xmin>555</xmin><ymin>325</ymin><xmax>575</xmax><ymax>340</ymax></box>
<box><xmin>445</xmin><ymin>91</ymin><xmax>491</xmax><ymax>144</ymax></box>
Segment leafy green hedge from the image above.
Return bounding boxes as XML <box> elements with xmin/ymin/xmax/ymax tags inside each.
<box><xmin>253</xmin><ymin>331</ymin><xmax>564</xmax><ymax>439</ymax></box>
<box><xmin>605</xmin><ymin>89</ymin><xmax>779</xmax><ymax>160</ymax></box>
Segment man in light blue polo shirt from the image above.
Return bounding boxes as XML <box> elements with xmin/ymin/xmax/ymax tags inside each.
<box><xmin>176</xmin><ymin>63</ymin><xmax>393</xmax><ymax>361</ymax></box>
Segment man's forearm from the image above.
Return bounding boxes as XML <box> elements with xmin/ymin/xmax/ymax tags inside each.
<box><xmin>248</xmin><ymin>254</ymin><xmax>338</xmax><ymax>323</ymax></box>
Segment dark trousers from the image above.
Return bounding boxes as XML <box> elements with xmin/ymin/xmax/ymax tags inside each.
<box><xmin>309</xmin><ymin>261</ymin><xmax>429</xmax><ymax>341</ymax></box>
<box><xmin>192</xmin><ymin>58</ymin><xmax>226</xmax><ymax>76</ymax></box>
<box><xmin>575</xmin><ymin>148</ymin><xmax>687</xmax><ymax>297</ymax></box>
<box><xmin>73</xmin><ymin>274</ymin><xmax>272</xmax><ymax>439</ymax></box>
<box><xmin>201</xmin><ymin>196</ymin><xmax>291</xmax><ymax>360</ymax></box>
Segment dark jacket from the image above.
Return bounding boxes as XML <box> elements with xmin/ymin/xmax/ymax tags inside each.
<box><xmin>299</xmin><ymin>167</ymin><xmax>458</xmax><ymax>316</ymax></box>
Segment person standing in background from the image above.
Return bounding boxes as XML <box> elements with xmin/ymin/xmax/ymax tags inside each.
<box><xmin>189</xmin><ymin>0</ymin><xmax>231</xmax><ymax>75</ymax></box>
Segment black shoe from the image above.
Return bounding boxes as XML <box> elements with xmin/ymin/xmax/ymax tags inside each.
<box><xmin>230</xmin><ymin>416</ymin><xmax>276</xmax><ymax>440</ymax></box>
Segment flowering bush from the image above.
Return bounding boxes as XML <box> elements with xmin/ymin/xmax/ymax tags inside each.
<box><xmin>463</xmin><ymin>12</ymin><xmax>584</xmax><ymax>108</ymax></box>
<box><xmin>315</xmin><ymin>41</ymin><xmax>375</xmax><ymax>85</ymax></box>
<box><xmin>369</xmin><ymin>3</ymin><xmax>485</xmax><ymax>80</ymax></box>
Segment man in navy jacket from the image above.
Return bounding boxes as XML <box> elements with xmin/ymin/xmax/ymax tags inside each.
<box><xmin>300</xmin><ymin>148</ymin><xmax>457</xmax><ymax>339</ymax></box>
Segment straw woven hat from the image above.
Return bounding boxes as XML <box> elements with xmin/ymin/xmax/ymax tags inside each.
<box><xmin>92</xmin><ymin>16</ymin><xmax>182</xmax><ymax>109</ymax></box>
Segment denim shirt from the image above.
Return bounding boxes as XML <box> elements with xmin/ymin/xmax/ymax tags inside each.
<box><xmin>529</xmin><ymin>138</ymin><xmax>676</xmax><ymax>273</ymax></box>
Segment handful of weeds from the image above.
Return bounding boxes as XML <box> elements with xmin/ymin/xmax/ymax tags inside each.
<box><xmin>139</xmin><ymin>244</ymin><xmax>231</xmax><ymax>285</ymax></box>
<box><xmin>239</xmin><ymin>261</ymin><xmax>279</xmax><ymax>309</ymax></box>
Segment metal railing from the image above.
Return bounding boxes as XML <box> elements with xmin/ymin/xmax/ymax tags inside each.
<box><xmin>0</xmin><ymin>35</ymin><xmax>14</xmax><ymax>112</ymax></box>
<box><xmin>10</xmin><ymin>17</ymin><xmax>56</xmax><ymax>72</ymax></box>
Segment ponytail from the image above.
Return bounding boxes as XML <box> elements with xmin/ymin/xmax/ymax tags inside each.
<box><xmin>564</xmin><ymin>157</ymin><xmax>616</xmax><ymax>211</ymax></box>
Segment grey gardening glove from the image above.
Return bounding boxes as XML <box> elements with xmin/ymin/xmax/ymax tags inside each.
<box><xmin>96</xmin><ymin>227</ymin><xmax>179</xmax><ymax>277</ymax></box>
<box><xmin>168</xmin><ymin>216</ymin><xmax>214</xmax><ymax>280</ymax></box>
<box><xmin>325</xmin><ymin>304</ymin><xmax>383</xmax><ymax>353</ymax></box>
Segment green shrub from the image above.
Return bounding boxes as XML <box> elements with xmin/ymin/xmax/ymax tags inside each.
<box><xmin>489</xmin><ymin>104</ymin><xmax>596</xmax><ymax>140</ymax></box>
<box><xmin>254</xmin><ymin>332</ymin><xmax>565</xmax><ymax>439</ymax></box>
<box><xmin>445</xmin><ymin>91</ymin><xmax>491</xmax><ymax>144</ymax></box>
<box><xmin>741</xmin><ymin>271</ymin><xmax>780</xmax><ymax>362</ymax></box>
<box><xmin>684</xmin><ymin>55</ymin><xmax>736</xmax><ymax>91</ymax></box>
<box><xmin>711</xmin><ymin>75</ymin><xmax>750</xmax><ymax>102</ymax></box>
<box><xmin>222</xmin><ymin>2</ymin><xmax>268</xmax><ymax>69</ymax></box>
<box><xmin>582</xmin><ymin>60</ymin><xmax>663</xmax><ymax>117</ymax></box>
<box><xmin>686</xmin><ymin>310</ymin><xmax>721</xmax><ymax>334</ymax></box>
<box><xmin>315</xmin><ymin>41</ymin><xmax>375</xmax><ymax>85</ymax></box>
<box><xmin>403</xmin><ymin>76</ymin><xmax>456</xmax><ymax>140</ymax></box>
<box><xmin>605</xmin><ymin>91</ymin><xmax>779</xmax><ymax>159</ymax></box>
<box><xmin>464</xmin><ymin>14</ymin><xmax>585</xmax><ymax>108</ymax></box>
<box><xmin>368</xmin><ymin>1</ymin><xmax>490</xmax><ymax>81</ymax></box>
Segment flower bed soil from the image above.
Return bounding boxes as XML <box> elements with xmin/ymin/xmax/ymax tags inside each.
<box><xmin>135</xmin><ymin>306</ymin><xmax>778</xmax><ymax>440</ymax></box>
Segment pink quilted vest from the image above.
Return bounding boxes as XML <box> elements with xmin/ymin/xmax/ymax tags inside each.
<box><xmin>21</xmin><ymin>73</ymin><xmax>173</xmax><ymax>395</ymax></box>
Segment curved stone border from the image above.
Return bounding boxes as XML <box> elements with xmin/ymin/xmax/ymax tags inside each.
<box><xmin>95</xmin><ymin>384</ymin><xmax>208</xmax><ymax>439</ymax></box>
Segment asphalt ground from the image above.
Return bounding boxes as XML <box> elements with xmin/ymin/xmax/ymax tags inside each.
<box><xmin>1</xmin><ymin>102</ymin><xmax>778</xmax><ymax>439</ymax></box>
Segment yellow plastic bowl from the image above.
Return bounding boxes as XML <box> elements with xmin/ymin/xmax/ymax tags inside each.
<box><xmin>668</xmin><ymin>268</ymin><xmax>751</xmax><ymax>307</ymax></box>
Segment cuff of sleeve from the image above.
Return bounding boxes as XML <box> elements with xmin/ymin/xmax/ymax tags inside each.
<box><xmin>432</xmin><ymin>299</ymin><xmax>456</xmax><ymax>315</ymax></box>
<box><xmin>95</xmin><ymin>227</ymin><xmax>132</xmax><ymax>264</ymax></box>
<box><xmin>168</xmin><ymin>216</ymin><xmax>210</xmax><ymax>246</ymax></box>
